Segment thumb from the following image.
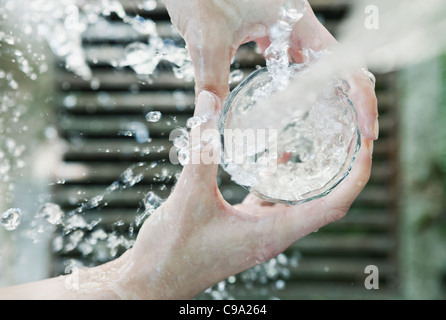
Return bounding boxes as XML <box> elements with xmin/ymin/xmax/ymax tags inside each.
<box><xmin>175</xmin><ymin>91</ymin><xmax>222</xmax><ymax>191</ymax></box>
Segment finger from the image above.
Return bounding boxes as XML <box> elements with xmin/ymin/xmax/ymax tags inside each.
<box><xmin>347</xmin><ymin>70</ymin><xmax>379</xmax><ymax>140</ymax></box>
<box><xmin>299</xmin><ymin>137</ymin><xmax>373</xmax><ymax>232</ymax></box>
<box><xmin>175</xmin><ymin>91</ymin><xmax>222</xmax><ymax>192</ymax></box>
<box><xmin>184</xmin><ymin>26</ymin><xmax>236</xmax><ymax>101</ymax></box>
<box><xmin>254</xmin><ymin>36</ymin><xmax>271</xmax><ymax>56</ymax></box>
<box><xmin>321</xmin><ymin>138</ymin><xmax>374</xmax><ymax>213</ymax></box>
<box><xmin>289</xmin><ymin>2</ymin><xmax>339</xmax><ymax>56</ymax></box>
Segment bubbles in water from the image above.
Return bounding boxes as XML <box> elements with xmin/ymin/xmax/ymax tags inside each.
<box><xmin>1</xmin><ymin>208</ymin><xmax>22</xmax><ymax>231</ymax></box>
<box><xmin>220</xmin><ymin>1</ymin><xmax>358</xmax><ymax>204</ymax></box>
<box><xmin>264</xmin><ymin>2</ymin><xmax>306</xmax><ymax>92</ymax></box>
<box><xmin>145</xmin><ymin>111</ymin><xmax>162</xmax><ymax>122</ymax></box>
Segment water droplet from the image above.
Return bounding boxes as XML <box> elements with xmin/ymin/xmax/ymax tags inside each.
<box><xmin>66</xmin><ymin>214</ymin><xmax>87</xmax><ymax>230</ymax></box>
<box><xmin>123</xmin><ymin>121</ymin><xmax>149</xmax><ymax>143</ymax></box>
<box><xmin>8</xmin><ymin>78</ymin><xmax>18</xmax><ymax>90</ymax></box>
<box><xmin>64</xmin><ymin>230</ymin><xmax>84</xmax><ymax>252</ymax></box>
<box><xmin>145</xmin><ymin>111</ymin><xmax>161</xmax><ymax>122</ymax></box>
<box><xmin>118</xmin><ymin>167</ymin><xmax>143</xmax><ymax>188</ymax></box>
<box><xmin>63</xmin><ymin>94</ymin><xmax>77</xmax><ymax>108</ymax></box>
<box><xmin>131</xmin><ymin>15</ymin><xmax>157</xmax><ymax>35</ymax></box>
<box><xmin>143</xmin><ymin>0</ymin><xmax>157</xmax><ymax>11</ymax></box>
<box><xmin>186</xmin><ymin>116</ymin><xmax>203</xmax><ymax>129</ymax></box>
<box><xmin>44</xmin><ymin>126</ymin><xmax>58</xmax><ymax>139</ymax></box>
<box><xmin>90</xmin><ymin>229</ymin><xmax>108</xmax><ymax>242</ymax></box>
<box><xmin>135</xmin><ymin>191</ymin><xmax>163</xmax><ymax>226</ymax></box>
<box><xmin>97</xmin><ymin>91</ymin><xmax>111</xmax><ymax>106</ymax></box>
<box><xmin>38</xmin><ymin>202</ymin><xmax>64</xmax><ymax>225</ymax></box>
<box><xmin>89</xmin><ymin>195</ymin><xmax>104</xmax><ymax>208</ymax></box>
<box><xmin>143</xmin><ymin>191</ymin><xmax>162</xmax><ymax>210</ymax></box>
<box><xmin>123</xmin><ymin>42</ymin><xmax>160</xmax><ymax>75</ymax></box>
<box><xmin>277</xmin><ymin>253</ymin><xmax>288</xmax><ymax>265</ymax></box>
<box><xmin>90</xmin><ymin>77</ymin><xmax>100</xmax><ymax>90</ymax></box>
<box><xmin>1</xmin><ymin>208</ymin><xmax>22</xmax><ymax>231</ymax></box>
<box><xmin>229</xmin><ymin>69</ymin><xmax>244</xmax><ymax>84</ymax></box>
<box><xmin>227</xmin><ymin>276</ymin><xmax>237</xmax><ymax>284</ymax></box>
<box><xmin>53</xmin><ymin>236</ymin><xmax>64</xmax><ymax>252</ymax></box>
<box><xmin>275</xmin><ymin>279</ymin><xmax>286</xmax><ymax>290</ymax></box>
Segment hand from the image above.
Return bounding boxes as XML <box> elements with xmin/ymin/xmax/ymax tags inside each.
<box><xmin>112</xmin><ymin>0</ymin><xmax>378</xmax><ymax>299</ymax></box>
<box><xmin>164</xmin><ymin>0</ymin><xmax>378</xmax><ymax>140</ymax></box>
<box><xmin>0</xmin><ymin>90</ymin><xmax>374</xmax><ymax>299</ymax></box>
<box><xmin>114</xmin><ymin>90</ymin><xmax>375</xmax><ymax>299</ymax></box>
<box><xmin>0</xmin><ymin>0</ymin><xmax>377</xmax><ymax>300</ymax></box>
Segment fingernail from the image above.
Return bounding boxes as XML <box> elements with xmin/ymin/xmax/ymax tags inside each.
<box><xmin>372</xmin><ymin>117</ymin><xmax>379</xmax><ymax>140</ymax></box>
<box><xmin>195</xmin><ymin>91</ymin><xmax>216</xmax><ymax>118</ymax></box>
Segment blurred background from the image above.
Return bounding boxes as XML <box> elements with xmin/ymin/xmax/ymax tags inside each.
<box><xmin>1</xmin><ymin>0</ymin><xmax>446</xmax><ymax>299</ymax></box>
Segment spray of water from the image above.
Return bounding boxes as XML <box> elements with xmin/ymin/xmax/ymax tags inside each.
<box><xmin>1</xmin><ymin>0</ymin><xmax>446</xmax><ymax>297</ymax></box>
<box><xmin>248</xmin><ymin>0</ymin><xmax>446</xmax><ymax>127</ymax></box>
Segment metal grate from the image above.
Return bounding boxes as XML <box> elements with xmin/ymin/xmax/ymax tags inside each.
<box><xmin>52</xmin><ymin>0</ymin><xmax>400</xmax><ymax>299</ymax></box>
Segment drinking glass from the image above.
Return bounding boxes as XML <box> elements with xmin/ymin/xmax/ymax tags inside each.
<box><xmin>219</xmin><ymin>65</ymin><xmax>361</xmax><ymax>205</ymax></box>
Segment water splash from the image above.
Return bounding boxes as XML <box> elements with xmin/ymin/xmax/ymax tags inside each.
<box><xmin>145</xmin><ymin>110</ymin><xmax>162</xmax><ymax>122</ymax></box>
<box><xmin>135</xmin><ymin>191</ymin><xmax>164</xmax><ymax>227</ymax></box>
<box><xmin>341</xmin><ymin>0</ymin><xmax>446</xmax><ymax>73</ymax></box>
<box><xmin>67</xmin><ymin>162</ymin><xmax>147</xmax><ymax>217</ymax></box>
<box><xmin>1</xmin><ymin>0</ymin><xmax>445</xmax><ymax>299</ymax></box>
<box><xmin>1</xmin><ymin>208</ymin><xmax>22</xmax><ymax>231</ymax></box>
<box><xmin>119</xmin><ymin>121</ymin><xmax>150</xmax><ymax>143</ymax></box>
<box><xmin>248</xmin><ymin>0</ymin><xmax>446</xmax><ymax>126</ymax></box>
<box><xmin>119</xmin><ymin>38</ymin><xmax>194</xmax><ymax>82</ymax></box>
<box><xmin>201</xmin><ymin>252</ymin><xmax>300</xmax><ymax>300</ymax></box>
<box><xmin>37</xmin><ymin>202</ymin><xmax>64</xmax><ymax>225</ymax></box>
<box><xmin>264</xmin><ymin>0</ymin><xmax>306</xmax><ymax>91</ymax></box>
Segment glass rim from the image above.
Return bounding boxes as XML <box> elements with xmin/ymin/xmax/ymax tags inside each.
<box><xmin>219</xmin><ymin>66</ymin><xmax>362</xmax><ymax>205</ymax></box>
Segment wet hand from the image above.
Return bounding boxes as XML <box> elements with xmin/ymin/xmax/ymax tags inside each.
<box><xmin>119</xmin><ymin>90</ymin><xmax>374</xmax><ymax>299</ymax></box>
<box><xmin>164</xmin><ymin>0</ymin><xmax>378</xmax><ymax>140</ymax></box>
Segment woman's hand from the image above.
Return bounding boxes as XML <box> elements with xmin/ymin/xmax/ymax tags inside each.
<box><xmin>115</xmin><ymin>89</ymin><xmax>375</xmax><ymax>299</ymax></box>
<box><xmin>164</xmin><ymin>0</ymin><xmax>378</xmax><ymax>140</ymax></box>
<box><xmin>0</xmin><ymin>0</ymin><xmax>377</xmax><ymax>300</ymax></box>
<box><xmin>113</xmin><ymin>0</ymin><xmax>378</xmax><ymax>299</ymax></box>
